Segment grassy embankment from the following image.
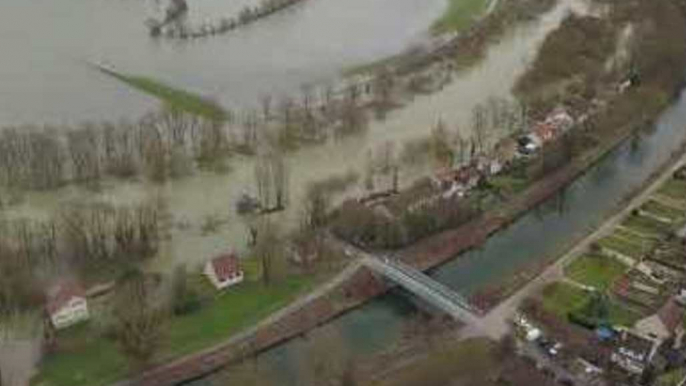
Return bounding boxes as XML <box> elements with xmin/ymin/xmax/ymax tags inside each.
<box><xmin>432</xmin><ymin>0</ymin><xmax>492</xmax><ymax>34</ymax></box>
<box><xmin>344</xmin><ymin>0</ymin><xmax>494</xmax><ymax>75</ymax></box>
<box><xmin>32</xmin><ymin>270</ymin><xmax>316</xmax><ymax>386</ymax></box>
<box><xmin>94</xmin><ymin>64</ymin><xmax>227</xmax><ymax>121</ymax></box>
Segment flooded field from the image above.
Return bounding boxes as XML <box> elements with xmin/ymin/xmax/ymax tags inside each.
<box><xmin>0</xmin><ymin>0</ymin><xmax>444</xmax><ymax>125</ymax></box>
<box><xmin>2</xmin><ymin>0</ymin><xmax>579</xmax><ymax>273</ymax></box>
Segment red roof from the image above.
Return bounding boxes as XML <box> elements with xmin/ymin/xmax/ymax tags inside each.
<box><xmin>658</xmin><ymin>298</ymin><xmax>684</xmax><ymax>333</ymax></box>
<box><xmin>46</xmin><ymin>280</ymin><xmax>86</xmax><ymax>315</ymax></box>
<box><xmin>209</xmin><ymin>253</ymin><xmax>242</xmax><ymax>281</ymax></box>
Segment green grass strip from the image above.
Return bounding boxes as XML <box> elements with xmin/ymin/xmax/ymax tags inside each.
<box><xmin>432</xmin><ymin>0</ymin><xmax>492</xmax><ymax>34</ymax></box>
<box><xmin>94</xmin><ymin>63</ymin><xmax>227</xmax><ymax>121</ymax></box>
<box><xmin>565</xmin><ymin>254</ymin><xmax>627</xmax><ymax>290</ymax></box>
<box><xmin>33</xmin><ymin>276</ymin><xmax>314</xmax><ymax>386</ymax></box>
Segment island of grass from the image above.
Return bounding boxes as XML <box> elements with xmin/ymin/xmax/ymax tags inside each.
<box><xmin>93</xmin><ymin>63</ymin><xmax>227</xmax><ymax>121</ymax></box>
<box><xmin>32</xmin><ymin>274</ymin><xmax>315</xmax><ymax>386</ymax></box>
<box><xmin>432</xmin><ymin>0</ymin><xmax>492</xmax><ymax>33</ymax></box>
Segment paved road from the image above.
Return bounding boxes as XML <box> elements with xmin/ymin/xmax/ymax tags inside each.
<box><xmin>464</xmin><ymin>156</ymin><xmax>686</xmax><ymax>340</ymax></box>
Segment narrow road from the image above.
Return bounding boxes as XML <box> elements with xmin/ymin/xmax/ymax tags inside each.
<box><xmin>467</xmin><ymin>155</ymin><xmax>686</xmax><ymax>340</ymax></box>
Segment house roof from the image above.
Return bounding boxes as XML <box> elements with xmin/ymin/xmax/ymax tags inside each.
<box><xmin>209</xmin><ymin>253</ymin><xmax>242</xmax><ymax>281</ymax></box>
<box><xmin>46</xmin><ymin>280</ymin><xmax>86</xmax><ymax>315</ymax></box>
<box><xmin>658</xmin><ymin>298</ymin><xmax>684</xmax><ymax>333</ymax></box>
<box><xmin>618</xmin><ymin>330</ymin><xmax>654</xmax><ymax>360</ymax></box>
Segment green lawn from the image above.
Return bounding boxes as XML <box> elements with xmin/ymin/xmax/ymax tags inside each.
<box><xmin>95</xmin><ymin>65</ymin><xmax>227</xmax><ymax>121</ymax></box>
<box><xmin>658</xmin><ymin>179</ymin><xmax>686</xmax><ymax>201</ymax></box>
<box><xmin>642</xmin><ymin>199</ymin><xmax>683</xmax><ymax>222</ymax></box>
<box><xmin>656</xmin><ymin>367</ymin><xmax>686</xmax><ymax>386</ymax></box>
<box><xmin>622</xmin><ymin>214</ymin><xmax>670</xmax><ymax>238</ymax></box>
<box><xmin>608</xmin><ymin>301</ymin><xmax>641</xmax><ymax>327</ymax></box>
<box><xmin>565</xmin><ymin>254</ymin><xmax>627</xmax><ymax>290</ymax></box>
<box><xmin>541</xmin><ymin>282</ymin><xmax>640</xmax><ymax>327</ymax></box>
<box><xmin>541</xmin><ymin>282</ymin><xmax>589</xmax><ymax>318</ymax></box>
<box><xmin>598</xmin><ymin>235</ymin><xmax>643</xmax><ymax>259</ymax></box>
<box><xmin>33</xmin><ymin>276</ymin><xmax>314</xmax><ymax>386</ymax></box>
<box><xmin>432</xmin><ymin>0</ymin><xmax>492</xmax><ymax>33</ymax></box>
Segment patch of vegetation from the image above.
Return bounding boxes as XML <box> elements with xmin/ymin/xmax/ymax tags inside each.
<box><xmin>432</xmin><ymin>0</ymin><xmax>491</xmax><ymax>33</ymax></box>
<box><xmin>371</xmin><ymin>338</ymin><xmax>496</xmax><ymax>386</ymax></box>
<box><xmin>565</xmin><ymin>254</ymin><xmax>627</xmax><ymax>289</ymax></box>
<box><xmin>622</xmin><ymin>214</ymin><xmax>671</xmax><ymax>238</ymax></box>
<box><xmin>598</xmin><ymin>235</ymin><xmax>643</xmax><ymax>259</ymax></box>
<box><xmin>95</xmin><ymin>65</ymin><xmax>227</xmax><ymax>121</ymax></box>
<box><xmin>656</xmin><ymin>368</ymin><xmax>686</xmax><ymax>386</ymax></box>
<box><xmin>540</xmin><ymin>282</ymin><xmax>589</xmax><ymax>318</ymax></box>
<box><xmin>33</xmin><ymin>276</ymin><xmax>314</xmax><ymax>386</ymax></box>
<box><xmin>607</xmin><ymin>301</ymin><xmax>641</xmax><ymax>327</ymax></box>
<box><xmin>489</xmin><ymin>174</ymin><xmax>529</xmax><ymax>196</ymax></box>
<box><xmin>658</xmin><ymin>179</ymin><xmax>686</xmax><ymax>201</ymax></box>
<box><xmin>641</xmin><ymin>199</ymin><xmax>683</xmax><ymax>222</ymax></box>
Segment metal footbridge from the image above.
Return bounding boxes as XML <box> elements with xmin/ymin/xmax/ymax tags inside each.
<box><xmin>361</xmin><ymin>257</ymin><xmax>481</xmax><ymax>325</ymax></box>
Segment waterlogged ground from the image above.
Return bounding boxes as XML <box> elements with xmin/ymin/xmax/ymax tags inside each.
<box><xmin>0</xmin><ymin>0</ymin><xmax>445</xmax><ymax>125</ymax></box>
<box><xmin>2</xmin><ymin>0</ymin><xmax>583</xmax><ymax>273</ymax></box>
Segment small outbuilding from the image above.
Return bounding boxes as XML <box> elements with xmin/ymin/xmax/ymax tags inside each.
<box><xmin>46</xmin><ymin>280</ymin><xmax>90</xmax><ymax>330</ymax></box>
<box><xmin>204</xmin><ymin>252</ymin><xmax>244</xmax><ymax>290</ymax></box>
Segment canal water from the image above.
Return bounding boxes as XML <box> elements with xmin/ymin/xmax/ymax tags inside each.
<box><xmin>195</xmin><ymin>52</ymin><xmax>686</xmax><ymax>386</ymax></box>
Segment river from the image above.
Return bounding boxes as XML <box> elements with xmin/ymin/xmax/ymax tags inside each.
<box><xmin>2</xmin><ymin>0</ymin><xmax>577</xmax><ymax>274</ymax></box>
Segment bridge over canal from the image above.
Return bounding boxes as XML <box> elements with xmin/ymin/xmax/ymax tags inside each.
<box><xmin>361</xmin><ymin>257</ymin><xmax>481</xmax><ymax>326</ymax></box>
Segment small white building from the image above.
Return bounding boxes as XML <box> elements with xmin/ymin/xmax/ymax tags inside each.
<box><xmin>46</xmin><ymin>281</ymin><xmax>89</xmax><ymax>330</ymax></box>
<box><xmin>204</xmin><ymin>253</ymin><xmax>244</xmax><ymax>290</ymax></box>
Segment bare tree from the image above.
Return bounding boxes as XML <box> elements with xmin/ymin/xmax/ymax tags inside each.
<box><xmin>253</xmin><ymin>219</ymin><xmax>286</xmax><ymax>285</ymax></box>
<box><xmin>112</xmin><ymin>270</ymin><xmax>168</xmax><ymax>372</ymax></box>
<box><xmin>471</xmin><ymin>103</ymin><xmax>489</xmax><ymax>154</ymax></box>
<box><xmin>255</xmin><ymin>147</ymin><xmax>289</xmax><ymax>211</ymax></box>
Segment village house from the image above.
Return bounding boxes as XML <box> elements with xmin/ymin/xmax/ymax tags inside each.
<box><xmin>611</xmin><ymin>329</ymin><xmax>657</xmax><ymax>375</ymax></box>
<box><xmin>46</xmin><ymin>280</ymin><xmax>89</xmax><ymax>330</ymax></box>
<box><xmin>634</xmin><ymin>298</ymin><xmax>685</xmax><ymax>343</ymax></box>
<box><xmin>204</xmin><ymin>252</ymin><xmax>244</xmax><ymax>290</ymax></box>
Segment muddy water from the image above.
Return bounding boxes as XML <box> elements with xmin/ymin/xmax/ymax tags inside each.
<box><xmin>4</xmin><ymin>0</ymin><xmax>577</xmax><ymax>274</ymax></box>
<box><xmin>0</xmin><ymin>0</ymin><xmax>444</xmax><ymax>126</ymax></box>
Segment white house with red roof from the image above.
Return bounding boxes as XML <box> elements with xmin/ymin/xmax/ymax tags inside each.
<box><xmin>204</xmin><ymin>252</ymin><xmax>244</xmax><ymax>290</ymax></box>
<box><xmin>46</xmin><ymin>280</ymin><xmax>89</xmax><ymax>330</ymax></box>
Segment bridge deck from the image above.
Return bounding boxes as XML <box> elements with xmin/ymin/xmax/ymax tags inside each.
<box><xmin>362</xmin><ymin>257</ymin><xmax>480</xmax><ymax>325</ymax></box>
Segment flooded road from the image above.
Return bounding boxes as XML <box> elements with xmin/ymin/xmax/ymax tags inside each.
<box><xmin>0</xmin><ymin>0</ymin><xmax>444</xmax><ymax>125</ymax></box>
